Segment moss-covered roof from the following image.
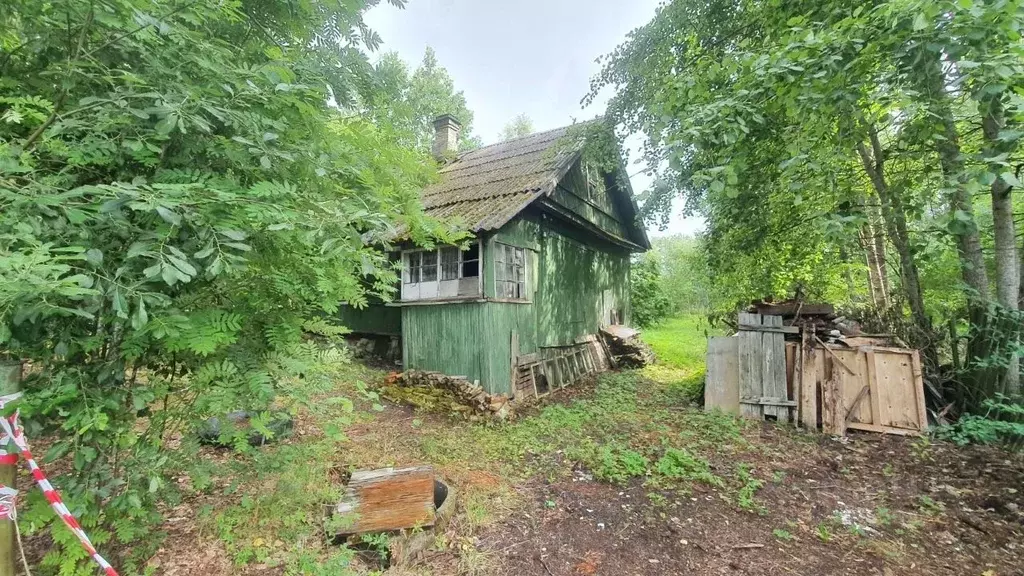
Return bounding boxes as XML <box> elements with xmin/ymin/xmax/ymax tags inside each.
<box><xmin>421</xmin><ymin>125</ymin><xmax>580</xmax><ymax>231</ymax></box>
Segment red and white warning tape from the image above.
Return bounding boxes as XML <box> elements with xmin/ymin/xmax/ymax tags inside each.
<box><xmin>0</xmin><ymin>392</ymin><xmax>120</xmax><ymax>576</ymax></box>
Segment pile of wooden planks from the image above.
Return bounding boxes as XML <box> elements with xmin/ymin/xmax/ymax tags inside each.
<box><xmin>706</xmin><ymin>314</ymin><xmax>928</xmax><ymax>436</ymax></box>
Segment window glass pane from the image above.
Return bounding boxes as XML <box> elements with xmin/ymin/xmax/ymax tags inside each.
<box><xmin>462</xmin><ymin>241</ymin><xmax>480</xmax><ymax>278</ymax></box>
<box><xmin>405</xmin><ymin>252</ymin><xmax>420</xmax><ymax>283</ymax></box>
<box><xmin>421</xmin><ymin>250</ymin><xmax>437</xmax><ymax>282</ymax></box>
<box><xmin>441</xmin><ymin>247</ymin><xmax>460</xmax><ymax>280</ymax></box>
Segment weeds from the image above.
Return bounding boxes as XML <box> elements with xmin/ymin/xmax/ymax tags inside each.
<box><xmin>734</xmin><ymin>464</ymin><xmax>765</xmax><ymax>514</ymax></box>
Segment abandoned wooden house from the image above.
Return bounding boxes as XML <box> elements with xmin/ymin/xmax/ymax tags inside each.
<box><xmin>341</xmin><ymin>115</ymin><xmax>649</xmax><ymax>398</ymax></box>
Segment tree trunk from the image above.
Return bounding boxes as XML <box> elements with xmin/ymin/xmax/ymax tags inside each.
<box><xmin>983</xmin><ymin>96</ymin><xmax>1020</xmax><ymax>395</ymax></box>
<box><xmin>858</xmin><ymin>203</ymin><xmax>890</xmax><ymax>309</ymax></box>
<box><xmin>856</xmin><ymin>133</ymin><xmax>928</xmax><ymax>337</ymax></box>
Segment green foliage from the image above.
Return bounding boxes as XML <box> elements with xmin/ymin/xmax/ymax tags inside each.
<box><xmin>364</xmin><ymin>47</ymin><xmax>482</xmax><ymax>152</ymax></box>
<box><xmin>499</xmin><ymin>114</ymin><xmax>535</xmax><ymax>141</ymax></box>
<box><xmin>654</xmin><ymin>448</ymin><xmax>722</xmax><ymax>487</ymax></box>
<box><xmin>936</xmin><ymin>394</ymin><xmax>1024</xmax><ymax>449</ymax></box>
<box><xmin>772</xmin><ymin>528</ymin><xmax>794</xmax><ymax>541</ymax></box>
<box><xmin>630</xmin><ymin>255</ymin><xmax>671</xmax><ymax>328</ymax></box>
<box><xmin>647</xmin><ymin>235</ymin><xmax>716</xmax><ymax>316</ymax></box>
<box><xmin>583</xmin><ymin>443</ymin><xmax>650</xmax><ymax>484</ymax></box>
<box><xmin>591</xmin><ymin>0</ymin><xmax>1024</xmax><ymax>405</ymax></box>
<box><xmin>0</xmin><ymin>0</ymin><xmax>462</xmax><ymax>570</ymax></box>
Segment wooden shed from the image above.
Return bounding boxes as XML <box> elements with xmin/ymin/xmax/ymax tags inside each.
<box><xmin>341</xmin><ymin>117</ymin><xmax>650</xmax><ymax>397</ymax></box>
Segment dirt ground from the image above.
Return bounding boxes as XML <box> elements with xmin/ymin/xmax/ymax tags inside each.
<box><xmin>107</xmin><ymin>369</ymin><xmax>1024</xmax><ymax>576</ymax></box>
<box><xmin>477</xmin><ymin>429</ymin><xmax>1023</xmax><ymax>576</ymax></box>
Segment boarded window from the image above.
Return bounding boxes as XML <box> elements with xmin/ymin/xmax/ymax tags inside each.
<box><xmin>495</xmin><ymin>243</ymin><xmax>527</xmax><ymax>299</ymax></box>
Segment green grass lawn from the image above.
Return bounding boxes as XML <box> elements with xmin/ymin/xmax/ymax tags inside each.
<box><xmin>639</xmin><ymin>314</ymin><xmax>717</xmax><ymax>401</ymax></box>
<box><xmin>641</xmin><ymin>314</ymin><xmax>714</xmax><ymax>370</ymax></box>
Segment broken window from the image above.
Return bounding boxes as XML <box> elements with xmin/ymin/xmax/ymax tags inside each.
<box><xmin>401</xmin><ymin>241</ymin><xmax>482</xmax><ymax>301</ymax></box>
<box><xmin>494</xmin><ymin>243</ymin><xmax>527</xmax><ymax>300</ymax></box>
<box><xmin>462</xmin><ymin>242</ymin><xmax>479</xmax><ymax>278</ymax></box>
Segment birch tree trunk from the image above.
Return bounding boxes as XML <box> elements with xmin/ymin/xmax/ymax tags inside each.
<box><xmin>858</xmin><ymin>204</ymin><xmax>890</xmax><ymax>309</ymax></box>
<box><xmin>983</xmin><ymin>96</ymin><xmax>1020</xmax><ymax>395</ymax></box>
<box><xmin>856</xmin><ymin>132</ymin><xmax>928</xmax><ymax>336</ymax></box>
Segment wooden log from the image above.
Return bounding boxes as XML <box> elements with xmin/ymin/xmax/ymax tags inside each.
<box><xmin>336</xmin><ymin>466</ymin><xmax>436</xmax><ymax>534</ymax></box>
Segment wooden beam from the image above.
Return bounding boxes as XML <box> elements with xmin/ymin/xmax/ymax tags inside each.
<box><xmin>846</xmin><ymin>422</ymin><xmax>920</xmax><ymax>436</ymax></box>
<box><xmin>739</xmin><ymin>324</ymin><xmax>800</xmax><ymax>334</ymax></box>
<box><xmin>815</xmin><ymin>338</ymin><xmax>856</xmax><ymax>374</ymax></box>
<box><xmin>845</xmin><ymin>385</ymin><xmax>871</xmax><ymax>423</ymax></box>
<box><xmin>865</xmin><ymin>350</ymin><xmax>883</xmax><ymax>426</ymax></box>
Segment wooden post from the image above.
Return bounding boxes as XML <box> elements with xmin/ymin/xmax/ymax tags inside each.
<box><xmin>0</xmin><ymin>361</ymin><xmax>21</xmax><ymax>576</ymax></box>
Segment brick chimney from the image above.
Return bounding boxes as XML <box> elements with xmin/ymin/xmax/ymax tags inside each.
<box><xmin>432</xmin><ymin>114</ymin><xmax>462</xmax><ymax>160</ymax></box>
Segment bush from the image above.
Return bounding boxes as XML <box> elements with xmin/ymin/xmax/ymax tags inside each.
<box><xmin>630</xmin><ymin>255</ymin><xmax>671</xmax><ymax>328</ymax></box>
<box><xmin>936</xmin><ymin>395</ymin><xmax>1024</xmax><ymax>449</ymax></box>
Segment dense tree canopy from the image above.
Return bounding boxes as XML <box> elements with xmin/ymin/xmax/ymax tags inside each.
<box><xmin>593</xmin><ymin>0</ymin><xmax>1024</xmax><ymax>408</ymax></box>
<box><xmin>363</xmin><ymin>47</ymin><xmax>483</xmax><ymax>151</ymax></box>
<box><xmin>0</xmin><ymin>0</ymin><xmax>470</xmax><ymax>570</ymax></box>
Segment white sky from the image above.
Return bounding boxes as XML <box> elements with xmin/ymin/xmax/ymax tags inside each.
<box><xmin>364</xmin><ymin>0</ymin><xmax>704</xmax><ymax>238</ymax></box>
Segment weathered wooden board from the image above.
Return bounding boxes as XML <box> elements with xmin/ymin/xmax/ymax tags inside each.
<box><xmin>874</xmin><ymin>350</ymin><xmax>923</xmax><ymax>431</ymax></box>
<box><xmin>705</xmin><ymin>337</ymin><xmax>739</xmax><ymax>415</ymax></box>
<box><xmin>738</xmin><ymin>312</ymin><xmax>763</xmax><ymax>419</ymax></box>
<box><xmin>764</xmin><ymin>315</ymin><xmax>789</xmax><ymax>421</ymax></box>
<box><xmin>799</xmin><ymin>327</ymin><xmax>818</xmax><ymax>430</ymax></box>
<box><xmin>336</xmin><ymin>466</ymin><xmax>436</xmax><ymax>534</ymax></box>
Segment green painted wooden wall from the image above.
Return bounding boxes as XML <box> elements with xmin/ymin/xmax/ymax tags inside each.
<box><xmin>338</xmin><ymin>303</ymin><xmax>402</xmax><ymax>335</ymax></box>
<box><xmin>402</xmin><ymin>300</ymin><xmax>536</xmax><ymax>394</ymax></box>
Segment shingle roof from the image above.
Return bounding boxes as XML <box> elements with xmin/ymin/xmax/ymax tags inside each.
<box><xmin>421</xmin><ymin>124</ymin><xmax>581</xmax><ymax>231</ymax></box>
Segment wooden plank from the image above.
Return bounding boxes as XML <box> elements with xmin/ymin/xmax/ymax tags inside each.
<box><xmin>763</xmin><ymin>315</ymin><xmax>789</xmax><ymax>422</ymax></box>
<box><xmin>865</xmin><ymin>350</ymin><xmax>883</xmax><ymax>426</ymax></box>
<box><xmin>815</xmin><ymin>339</ymin><xmax>856</xmax><ymax>374</ymax></box>
<box><xmin>751</xmin><ymin>302</ymin><xmax>835</xmax><ymax>317</ymax></box>
<box><xmin>799</xmin><ymin>327</ymin><xmax>818</xmax><ymax>430</ymax></box>
<box><xmin>739</xmin><ymin>324</ymin><xmax>800</xmax><ymax>334</ymax></box>
<box><xmin>738</xmin><ymin>313</ymin><xmax>763</xmax><ymax>419</ymax></box>
<box><xmin>847</xmin><ymin>422</ymin><xmax>920</xmax><ymax>436</ymax></box>
<box><xmin>911</xmin><ymin>350</ymin><xmax>927</xmax><ymax>432</ymax></box>
<box><xmin>820</xmin><ymin>356</ymin><xmax>844</xmax><ymax>436</ymax></box>
<box><xmin>510</xmin><ymin>331</ymin><xmax>519</xmax><ymax>398</ymax></box>
<box><xmin>335</xmin><ymin>466</ymin><xmax>436</xmax><ymax>534</ymax></box>
<box><xmin>873</xmin><ymin>350</ymin><xmax>921</xmax><ymax>430</ymax></box>
<box><xmin>705</xmin><ymin>337</ymin><xmax>740</xmax><ymax>414</ymax></box>
<box><xmin>845</xmin><ymin>385</ymin><xmax>870</xmax><ymax>423</ymax></box>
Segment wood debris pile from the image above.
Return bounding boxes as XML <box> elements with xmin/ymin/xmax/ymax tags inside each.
<box><xmin>600</xmin><ymin>325</ymin><xmax>655</xmax><ymax>368</ymax></box>
<box><xmin>748</xmin><ymin>300</ymin><xmax>905</xmax><ymax>348</ymax></box>
<box><xmin>707</xmin><ymin>304</ymin><xmax>928</xmax><ymax>436</ymax></box>
<box><xmin>383</xmin><ymin>371</ymin><xmax>513</xmax><ymax>420</ymax></box>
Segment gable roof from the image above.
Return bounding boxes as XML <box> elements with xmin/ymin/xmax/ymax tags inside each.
<box><xmin>420</xmin><ymin>125</ymin><xmax>579</xmax><ymax>232</ymax></box>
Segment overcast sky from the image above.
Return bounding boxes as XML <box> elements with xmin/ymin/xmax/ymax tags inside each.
<box><xmin>364</xmin><ymin>0</ymin><xmax>703</xmax><ymax>238</ymax></box>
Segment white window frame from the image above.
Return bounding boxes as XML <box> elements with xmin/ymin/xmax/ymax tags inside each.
<box><xmin>494</xmin><ymin>242</ymin><xmax>528</xmax><ymax>300</ymax></box>
<box><xmin>401</xmin><ymin>241</ymin><xmax>481</xmax><ymax>301</ymax></box>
